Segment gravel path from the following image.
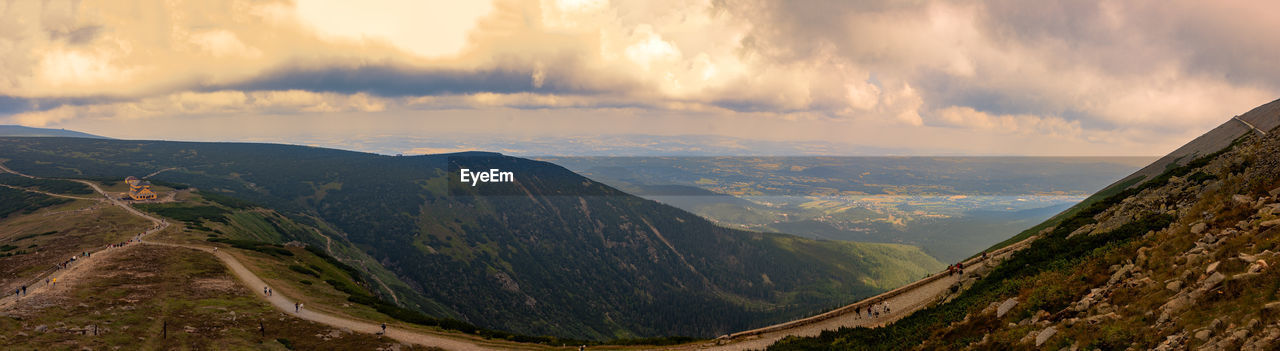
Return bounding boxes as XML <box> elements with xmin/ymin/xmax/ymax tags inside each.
<box><xmin>0</xmin><ymin>163</ymin><xmax>526</xmax><ymax>350</ymax></box>
<box><xmin>145</xmin><ymin>240</ymin><xmax>520</xmax><ymax>351</ymax></box>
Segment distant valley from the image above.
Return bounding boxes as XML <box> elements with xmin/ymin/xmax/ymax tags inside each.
<box><xmin>541</xmin><ymin>156</ymin><xmax>1151</xmax><ymax>262</ymax></box>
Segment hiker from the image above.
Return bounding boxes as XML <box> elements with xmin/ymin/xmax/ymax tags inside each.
<box><xmin>264</xmin><ymin>286</ymin><xmax>268</xmax><ymax>295</ymax></box>
<box><xmin>381</xmin><ymin>323</ymin><xmax>386</xmax><ymax>335</ymax></box>
<box><xmin>13</xmin><ymin>288</ymin><xmax>18</xmax><ymax>298</ymax></box>
<box><xmin>269</xmin><ymin>288</ymin><xmax>273</xmax><ymax>296</ymax></box>
<box><xmin>295</xmin><ymin>302</ymin><xmax>300</xmax><ymax>313</ymax></box>
<box><xmin>21</xmin><ymin>285</ymin><xmax>25</xmax><ymax>296</ymax></box>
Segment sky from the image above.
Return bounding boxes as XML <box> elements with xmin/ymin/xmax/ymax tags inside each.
<box><xmin>1</xmin><ymin>0</ymin><xmax>1278</xmax><ymax>156</ymax></box>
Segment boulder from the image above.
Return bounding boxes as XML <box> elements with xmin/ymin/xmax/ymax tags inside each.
<box><xmin>1191</xmin><ymin>222</ymin><xmax>1208</xmax><ymax>234</ymax></box>
<box><xmin>1021</xmin><ymin>330</ymin><xmax>1039</xmax><ymax>344</ymax></box>
<box><xmin>1240</xmin><ymin>253</ymin><xmax>1259</xmax><ymax>263</ymax></box>
<box><xmin>997</xmin><ymin>298</ymin><xmax>1019</xmax><ymax>318</ymax></box>
<box><xmin>1107</xmin><ymin>264</ymin><xmax>1134</xmax><ymax>285</ymax></box>
<box><xmin>1207</xmin><ymin>261</ymin><xmax>1221</xmax><ymax>274</ymax></box>
<box><xmin>1250</xmin><ymin>260</ymin><xmax>1269</xmax><ymax>273</ymax></box>
<box><xmin>1166</xmin><ymin>280</ymin><xmax>1183</xmax><ymax>292</ymax></box>
<box><xmin>1262</xmin><ymin>301</ymin><xmax>1280</xmax><ymax>322</ymax></box>
<box><xmin>1162</xmin><ymin>295</ymin><xmax>1192</xmax><ymax>315</ymax></box>
<box><xmin>1195</xmin><ymin>329</ymin><xmax>1212</xmax><ymax>340</ymax></box>
<box><xmin>1234</xmin><ymin>272</ymin><xmax>1264</xmax><ymax>282</ymax></box>
<box><xmin>1261</xmin><ymin>219</ymin><xmax>1280</xmax><ymax>227</ymax></box>
<box><xmin>1068</xmin><ymin>223</ymin><xmax>1096</xmax><ymax>238</ymax></box>
<box><xmin>1234</xmin><ymin>194</ymin><xmax>1254</xmax><ymax>204</ymax></box>
<box><xmin>1084</xmin><ymin>312</ymin><xmax>1120</xmax><ymax>325</ymax></box>
<box><xmin>1035</xmin><ymin>326</ymin><xmax>1057</xmax><ymax>347</ymax></box>
<box><xmin>1203</xmin><ymin>272</ymin><xmax>1226</xmax><ymax>290</ymax></box>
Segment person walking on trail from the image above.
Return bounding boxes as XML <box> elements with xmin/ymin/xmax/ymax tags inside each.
<box><xmin>264</xmin><ymin>286</ymin><xmax>268</xmax><ymax>295</ymax></box>
<box><xmin>20</xmin><ymin>285</ymin><xmax>25</xmax><ymax>296</ymax></box>
<box><xmin>295</xmin><ymin>302</ymin><xmax>299</xmax><ymax>313</ymax></box>
<box><xmin>381</xmin><ymin>323</ymin><xmax>386</xmax><ymax>335</ymax></box>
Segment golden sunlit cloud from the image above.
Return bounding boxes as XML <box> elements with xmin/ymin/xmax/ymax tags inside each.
<box><xmin>1</xmin><ymin>0</ymin><xmax>1278</xmax><ymax>155</ymax></box>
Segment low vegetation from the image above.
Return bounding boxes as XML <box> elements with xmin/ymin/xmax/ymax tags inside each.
<box><xmin>135</xmin><ymin>204</ymin><xmax>230</xmax><ymax>224</ymax></box>
<box><xmin>0</xmin><ymin>245</ymin><xmax>437</xmax><ymax>350</ymax></box>
<box><xmin>0</xmin><ymin>187</ymin><xmax>70</xmax><ymax>218</ymax></box>
<box><xmin>0</xmin><ymin>173</ymin><xmax>93</xmax><ymax>195</ymax></box>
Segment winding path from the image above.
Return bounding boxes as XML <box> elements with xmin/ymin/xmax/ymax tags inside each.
<box><xmin>0</xmin><ymin>164</ymin><xmax>168</xmax><ymax>310</ymax></box>
<box><xmin>0</xmin><ymin>163</ymin><xmax>520</xmax><ymax>350</ymax></box>
<box><xmin>0</xmin><ymin>162</ymin><xmax>1039</xmax><ymax>350</ymax></box>
<box><xmin>1234</xmin><ymin>115</ymin><xmax>1268</xmax><ymax>136</ymax></box>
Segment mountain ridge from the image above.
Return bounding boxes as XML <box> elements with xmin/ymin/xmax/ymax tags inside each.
<box><xmin>0</xmin><ymin>125</ymin><xmax>108</xmax><ymax>139</ymax></box>
<box><xmin>0</xmin><ymin>136</ymin><xmax>943</xmax><ymax>339</ymax></box>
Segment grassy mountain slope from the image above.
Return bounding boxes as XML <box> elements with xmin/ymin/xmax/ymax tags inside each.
<box><xmin>0</xmin><ymin>243</ymin><xmax>437</xmax><ymax>350</ymax></box>
<box><xmin>0</xmin><ymin>138</ymin><xmax>942</xmax><ymax>340</ymax></box>
<box><xmin>0</xmin><ymin>182</ymin><xmax>150</xmax><ymax>297</ymax></box>
<box><xmin>771</xmin><ymin>104</ymin><xmax>1280</xmax><ymax>350</ymax></box>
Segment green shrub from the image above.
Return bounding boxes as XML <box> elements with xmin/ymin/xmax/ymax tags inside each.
<box><xmin>206</xmin><ymin>238</ymin><xmax>293</xmax><ymax>257</ymax></box>
<box><xmin>197</xmin><ymin>191</ymin><xmax>257</xmax><ymax>209</ymax></box>
<box><xmin>13</xmin><ymin>230</ymin><xmax>57</xmax><ymax>241</ymax></box>
<box><xmin>136</xmin><ymin>204</ymin><xmax>230</xmax><ymax>224</ymax></box>
<box><xmin>288</xmin><ymin>264</ymin><xmax>320</xmax><ymax>277</ymax></box>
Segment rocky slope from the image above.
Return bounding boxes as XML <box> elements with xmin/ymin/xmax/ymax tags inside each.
<box><xmin>771</xmin><ymin>100</ymin><xmax>1280</xmax><ymax>350</ymax></box>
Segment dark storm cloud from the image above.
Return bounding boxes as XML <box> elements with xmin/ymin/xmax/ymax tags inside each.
<box><xmin>48</xmin><ymin>25</ymin><xmax>103</xmax><ymax>45</ymax></box>
<box><xmin>0</xmin><ymin>96</ymin><xmax>36</xmax><ymax>114</ymax></box>
<box><xmin>0</xmin><ymin>95</ymin><xmax>120</xmax><ymax>115</ymax></box>
<box><xmin>208</xmin><ymin>64</ymin><xmax>609</xmax><ymax>98</ymax></box>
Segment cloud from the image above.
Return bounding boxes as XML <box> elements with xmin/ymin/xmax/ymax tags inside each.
<box><xmin>1</xmin><ymin>0</ymin><xmax>1278</xmax><ymax>155</ymax></box>
<box><xmin>935</xmin><ymin>106</ymin><xmax>1081</xmax><ymax>138</ymax></box>
<box><xmin>8</xmin><ymin>90</ymin><xmax>389</xmax><ymax>126</ymax></box>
